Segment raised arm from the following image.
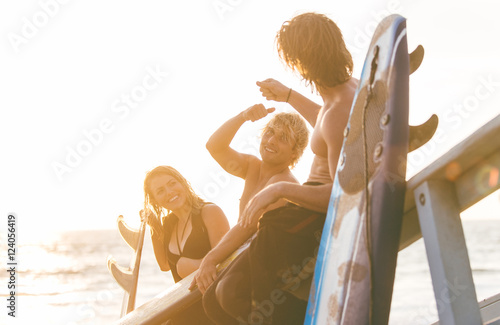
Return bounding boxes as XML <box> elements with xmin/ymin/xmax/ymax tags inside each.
<box><xmin>150</xmin><ymin>228</ymin><xmax>170</xmax><ymax>272</ymax></box>
<box><xmin>141</xmin><ymin>209</ymin><xmax>170</xmax><ymax>272</ymax></box>
<box><xmin>257</xmin><ymin>78</ymin><xmax>321</xmax><ymax>127</ymax></box>
<box><xmin>206</xmin><ymin>104</ymin><xmax>275</xmax><ymax>179</ymax></box>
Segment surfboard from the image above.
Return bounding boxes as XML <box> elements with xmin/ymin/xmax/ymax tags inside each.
<box><xmin>117</xmin><ymin>236</ymin><xmax>253</xmax><ymax>324</ymax></box>
<box><xmin>304</xmin><ymin>14</ymin><xmax>411</xmax><ymax>324</ymax></box>
<box><xmin>107</xmin><ymin>215</ymin><xmax>146</xmax><ymax>317</ymax></box>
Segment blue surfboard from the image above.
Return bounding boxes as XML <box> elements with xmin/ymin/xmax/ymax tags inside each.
<box><xmin>305</xmin><ymin>14</ymin><xmax>410</xmax><ymax>324</ymax></box>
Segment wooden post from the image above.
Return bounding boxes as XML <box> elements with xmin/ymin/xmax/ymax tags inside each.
<box><xmin>414</xmin><ymin>179</ymin><xmax>482</xmax><ymax>325</ymax></box>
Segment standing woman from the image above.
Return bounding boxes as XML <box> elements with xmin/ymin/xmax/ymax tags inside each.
<box><xmin>142</xmin><ymin>165</ymin><xmax>230</xmax><ymax>283</ymax></box>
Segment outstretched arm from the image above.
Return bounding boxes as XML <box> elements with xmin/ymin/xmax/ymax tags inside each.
<box><xmin>257</xmin><ymin>78</ymin><xmax>321</xmax><ymax>127</ymax></box>
<box><xmin>190</xmin><ymin>223</ymin><xmax>256</xmax><ymax>293</ymax></box>
<box><xmin>206</xmin><ymin>104</ymin><xmax>275</xmax><ymax>179</ymax></box>
<box><xmin>240</xmin><ymin>182</ymin><xmax>332</xmax><ymax>228</ymax></box>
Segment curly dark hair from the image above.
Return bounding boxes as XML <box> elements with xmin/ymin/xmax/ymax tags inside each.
<box><xmin>276</xmin><ymin>12</ymin><xmax>353</xmax><ymax>92</ymax></box>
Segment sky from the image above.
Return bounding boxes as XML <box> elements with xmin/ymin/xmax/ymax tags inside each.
<box><xmin>1</xmin><ymin>0</ymin><xmax>500</xmax><ymax>237</ymax></box>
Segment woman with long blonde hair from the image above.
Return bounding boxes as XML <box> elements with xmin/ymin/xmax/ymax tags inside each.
<box><xmin>142</xmin><ymin>165</ymin><xmax>230</xmax><ymax>282</ymax></box>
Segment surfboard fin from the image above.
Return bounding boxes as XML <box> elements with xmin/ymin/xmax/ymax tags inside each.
<box><xmin>107</xmin><ymin>256</ymin><xmax>134</xmax><ymax>292</ymax></box>
<box><xmin>117</xmin><ymin>215</ymin><xmax>141</xmax><ymax>251</ymax></box>
<box><xmin>107</xmin><ymin>218</ymin><xmax>147</xmax><ymax>316</ymax></box>
<box><xmin>409</xmin><ymin>114</ymin><xmax>439</xmax><ymax>152</ymax></box>
<box><xmin>409</xmin><ymin>45</ymin><xmax>424</xmax><ymax>75</ymax></box>
<box><xmin>408</xmin><ymin>45</ymin><xmax>437</xmax><ymax>152</ymax></box>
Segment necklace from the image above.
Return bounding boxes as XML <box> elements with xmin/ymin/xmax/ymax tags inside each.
<box><xmin>176</xmin><ymin>211</ymin><xmax>192</xmax><ymax>256</ymax></box>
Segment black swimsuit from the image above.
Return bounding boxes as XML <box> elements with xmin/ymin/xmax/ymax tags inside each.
<box><xmin>164</xmin><ymin>206</ymin><xmax>212</xmax><ymax>282</ymax></box>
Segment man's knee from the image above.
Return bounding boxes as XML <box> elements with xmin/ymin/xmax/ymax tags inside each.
<box><xmin>202</xmin><ymin>281</ymin><xmax>226</xmax><ymax>324</ymax></box>
<box><xmin>215</xmin><ymin>273</ymin><xmax>250</xmax><ymax>317</ymax></box>
<box><xmin>215</xmin><ymin>277</ymin><xmax>237</xmax><ymax>312</ymax></box>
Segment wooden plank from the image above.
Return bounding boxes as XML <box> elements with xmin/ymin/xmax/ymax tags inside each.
<box><xmin>117</xmin><ymin>238</ymin><xmax>253</xmax><ymax>324</ymax></box>
<box><xmin>408</xmin><ymin>114</ymin><xmax>500</xmax><ymax>189</ymax></box>
<box><xmin>431</xmin><ymin>293</ymin><xmax>500</xmax><ymax>325</ymax></box>
<box><xmin>118</xmin><ymin>272</ymin><xmax>200</xmax><ymax>325</ymax></box>
<box><xmin>486</xmin><ymin>320</ymin><xmax>500</xmax><ymax>325</ymax></box>
<box><xmin>399</xmin><ymin>114</ymin><xmax>500</xmax><ymax>250</ymax></box>
<box><xmin>479</xmin><ymin>292</ymin><xmax>500</xmax><ymax>325</ymax></box>
<box><xmin>455</xmin><ymin>151</ymin><xmax>500</xmax><ymax>210</ymax></box>
<box><xmin>414</xmin><ymin>179</ymin><xmax>482</xmax><ymax>324</ymax></box>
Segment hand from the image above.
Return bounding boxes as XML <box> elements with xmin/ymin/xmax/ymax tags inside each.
<box><xmin>189</xmin><ymin>257</ymin><xmax>218</xmax><ymax>294</ymax></box>
<box><xmin>256</xmin><ymin>79</ymin><xmax>290</xmax><ymax>102</ymax></box>
<box><xmin>139</xmin><ymin>208</ymin><xmax>152</xmax><ymax>223</ymax></box>
<box><xmin>242</xmin><ymin>104</ymin><xmax>275</xmax><ymax>122</ymax></box>
<box><xmin>140</xmin><ymin>208</ymin><xmax>162</xmax><ymax>233</ymax></box>
<box><xmin>240</xmin><ymin>183</ymin><xmax>282</xmax><ymax>228</ymax></box>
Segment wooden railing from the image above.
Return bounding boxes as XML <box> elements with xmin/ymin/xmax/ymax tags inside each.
<box><xmin>399</xmin><ymin>114</ymin><xmax>500</xmax><ymax>324</ymax></box>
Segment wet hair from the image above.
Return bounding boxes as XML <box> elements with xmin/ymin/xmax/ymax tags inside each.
<box><xmin>276</xmin><ymin>12</ymin><xmax>353</xmax><ymax>92</ymax></box>
<box><xmin>144</xmin><ymin>166</ymin><xmax>205</xmax><ymax>219</ymax></box>
<box><xmin>261</xmin><ymin>112</ymin><xmax>309</xmax><ymax>168</ymax></box>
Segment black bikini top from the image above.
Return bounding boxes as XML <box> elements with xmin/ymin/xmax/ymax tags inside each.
<box><xmin>164</xmin><ymin>204</ymin><xmax>211</xmax><ymax>282</ymax></box>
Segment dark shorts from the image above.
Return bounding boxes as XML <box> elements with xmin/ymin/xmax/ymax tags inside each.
<box><xmin>203</xmin><ymin>203</ymin><xmax>326</xmax><ymax>324</ymax></box>
<box><xmin>249</xmin><ymin>204</ymin><xmax>326</xmax><ymax>301</ymax></box>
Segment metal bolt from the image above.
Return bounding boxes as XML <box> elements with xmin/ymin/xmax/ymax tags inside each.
<box><xmin>339</xmin><ymin>154</ymin><xmax>345</xmax><ymax>166</ymax></box>
<box><xmin>343</xmin><ymin>127</ymin><xmax>349</xmax><ymax>138</ymax></box>
<box><xmin>419</xmin><ymin>193</ymin><xmax>426</xmax><ymax>205</ymax></box>
<box><xmin>374</xmin><ymin>143</ymin><xmax>383</xmax><ymax>158</ymax></box>
<box><xmin>381</xmin><ymin>114</ymin><xmax>390</xmax><ymax>126</ymax></box>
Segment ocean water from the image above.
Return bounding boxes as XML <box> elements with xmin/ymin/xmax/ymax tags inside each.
<box><xmin>1</xmin><ymin>219</ymin><xmax>499</xmax><ymax>325</ymax></box>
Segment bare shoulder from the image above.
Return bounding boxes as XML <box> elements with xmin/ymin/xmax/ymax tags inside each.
<box><xmin>244</xmin><ymin>155</ymin><xmax>263</xmax><ymax>179</ymax></box>
<box><xmin>200</xmin><ymin>203</ymin><xmax>230</xmax><ymax>244</ymax></box>
<box><xmin>320</xmin><ymin>102</ymin><xmax>350</xmax><ymax>135</ymax></box>
<box><xmin>322</xmin><ymin>79</ymin><xmax>358</xmax><ymax>130</ymax></box>
<box><xmin>247</xmin><ymin>155</ymin><xmax>262</xmax><ymax>168</ymax></box>
<box><xmin>266</xmin><ymin>170</ymin><xmax>298</xmax><ymax>186</ymax></box>
<box><xmin>200</xmin><ymin>203</ymin><xmax>226</xmax><ymax>221</ymax></box>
